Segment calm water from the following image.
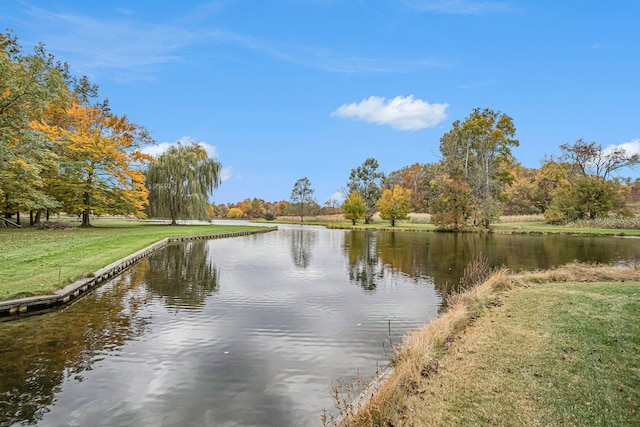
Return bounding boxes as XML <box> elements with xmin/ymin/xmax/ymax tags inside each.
<box><xmin>0</xmin><ymin>224</ymin><xmax>638</xmax><ymax>426</ymax></box>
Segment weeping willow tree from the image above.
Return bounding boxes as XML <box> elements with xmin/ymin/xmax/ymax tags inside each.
<box><xmin>145</xmin><ymin>142</ymin><xmax>221</xmax><ymax>225</ymax></box>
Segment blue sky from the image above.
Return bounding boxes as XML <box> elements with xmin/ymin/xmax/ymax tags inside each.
<box><xmin>3</xmin><ymin>1</ymin><xmax>639</xmax><ymax>205</ymax></box>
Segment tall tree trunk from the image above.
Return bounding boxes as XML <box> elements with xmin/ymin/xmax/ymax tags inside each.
<box><xmin>81</xmin><ymin>190</ymin><xmax>91</xmax><ymax>227</ymax></box>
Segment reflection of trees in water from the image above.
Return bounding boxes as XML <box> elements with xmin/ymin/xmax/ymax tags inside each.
<box><xmin>343</xmin><ymin>231</ymin><xmax>385</xmax><ymax>291</ymax></box>
<box><xmin>0</xmin><ymin>265</ymin><xmax>150</xmax><ymax>427</ymax></box>
<box><xmin>144</xmin><ymin>241</ymin><xmax>220</xmax><ymax>309</ymax></box>
<box><xmin>343</xmin><ymin>231</ymin><xmax>638</xmax><ymax>295</ymax></box>
<box><xmin>288</xmin><ymin>227</ymin><xmax>316</xmax><ymax>269</ymax></box>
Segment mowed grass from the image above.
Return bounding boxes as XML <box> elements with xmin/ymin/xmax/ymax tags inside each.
<box><xmin>344</xmin><ymin>264</ymin><xmax>640</xmax><ymax>426</ymax></box>
<box><xmin>0</xmin><ymin>219</ymin><xmax>268</xmax><ymax>300</ymax></box>
<box><xmin>273</xmin><ymin>213</ymin><xmax>640</xmax><ymax>236</ymax></box>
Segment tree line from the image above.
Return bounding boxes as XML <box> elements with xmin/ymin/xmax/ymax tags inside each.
<box><xmin>1</xmin><ymin>31</ymin><xmax>154</xmax><ymax>227</ymax></box>
<box><xmin>226</xmin><ymin>108</ymin><xmax>639</xmax><ymax>229</ymax></box>
<box><xmin>1</xmin><ymin>31</ymin><xmax>221</xmax><ymax>227</ymax></box>
<box><xmin>2</xmin><ymin>29</ymin><xmax>638</xmax><ymax>229</ymax></box>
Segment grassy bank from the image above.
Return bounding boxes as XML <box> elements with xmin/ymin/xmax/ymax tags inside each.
<box><xmin>269</xmin><ymin>214</ymin><xmax>640</xmax><ymax>236</ymax></box>
<box><xmin>0</xmin><ymin>219</ymin><xmax>269</xmax><ymax>300</ymax></box>
<box><xmin>339</xmin><ymin>263</ymin><xmax>640</xmax><ymax>426</ymax></box>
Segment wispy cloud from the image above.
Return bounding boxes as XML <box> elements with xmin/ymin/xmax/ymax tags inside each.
<box><xmin>201</xmin><ymin>28</ymin><xmax>447</xmax><ymax>73</ymax></box>
<box><xmin>220</xmin><ymin>166</ymin><xmax>234</xmax><ymax>182</ymax></box>
<box><xmin>22</xmin><ymin>6</ymin><xmax>197</xmax><ymax>82</ymax></box>
<box><xmin>331</xmin><ymin>95</ymin><xmax>448</xmax><ymax>131</ymax></box>
<box><xmin>19</xmin><ymin>4</ymin><xmax>445</xmax><ymax>82</ymax></box>
<box><xmin>402</xmin><ymin>0</ymin><xmax>513</xmax><ymax>14</ymax></box>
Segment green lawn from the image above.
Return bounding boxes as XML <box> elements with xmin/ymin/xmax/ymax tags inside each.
<box><xmin>404</xmin><ymin>280</ymin><xmax>640</xmax><ymax>426</ymax></box>
<box><xmin>0</xmin><ymin>219</ymin><xmax>268</xmax><ymax>300</ymax></box>
<box><xmin>344</xmin><ymin>266</ymin><xmax>640</xmax><ymax>427</ymax></box>
<box><xmin>268</xmin><ymin>213</ymin><xmax>640</xmax><ymax>236</ymax></box>
<box><xmin>491</xmin><ymin>220</ymin><xmax>640</xmax><ymax>236</ymax></box>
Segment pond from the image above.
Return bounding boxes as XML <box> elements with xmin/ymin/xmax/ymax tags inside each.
<box><xmin>0</xmin><ymin>224</ymin><xmax>637</xmax><ymax>426</ymax></box>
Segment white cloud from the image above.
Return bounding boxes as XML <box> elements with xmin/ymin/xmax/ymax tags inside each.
<box><xmin>331</xmin><ymin>95</ymin><xmax>448</xmax><ymax>131</ymax></box>
<box><xmin>220</xmin><ymin>166</ymin><xmax>233</xmax><ymax>182</ymax></box>
<box><xmin>141</xmin><ymin>137</ymin><xmax>220</xmax><ymax>160</ymax></box>
<box><xmin>141</xmin><ymin>138</ymin><xmax>233</xmax><ymax>182</ymax></box>
<box><xmin>140</xmin><ymin>141</ymin><xmax>174</xmax><ymax>158</ymax></box>
<box><xmin>328</xmin><ymin>191</ymin><xmax>346</xmax><ymax>204</ymax></box>
<box><xmin>603</xmin><ymin>139</ymin><xmax>640</xmax><ymax>157</ymax></box>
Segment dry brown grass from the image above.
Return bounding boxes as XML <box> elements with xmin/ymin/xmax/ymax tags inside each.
<box><xmin>520</xmin><ymin>260</ymin><xmax>640</xmax><ymax>283</ymax></box>
<box><xmin>496</xmin><ymin>214</ymin><xmax>545</xmax><ymax>223</ymax></box>
<box><xmin>341</xmin><ymin>269</ymin><xmax>515</xmax><ymax>426</ymax></box>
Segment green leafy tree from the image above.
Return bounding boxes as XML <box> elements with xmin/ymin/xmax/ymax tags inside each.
<box><xmin>377</xmin><ymin>185</ymin><xmax>412</xmax><ymax>226</ymax></box>
<box><xmin>544</xmin><ymin>176</ymin><xmax>623</xmax><ymax>224</ymax></box>
<box><xmin>437</xmin><ymin>108</ymin><xmax>518</xmax><ymax>229</ymax></box>
<box><xmin>542</xmin><ymin>139</ymin><xmax>638</xmax><ymax>223</ymax></box>
<box><xmin>145</xmin><ymin>142</ymin><xmax>221</xmax><ymax>225</ymax></box>
<box><xmin>342</xmin><ymin>192</ymin><xmax>366</xmax><ymax>225</ymax></box>
<box><xmin>347</xmin><ymin>158</ymin><xmax>384</xmax><ymax>223</ymax></box>
<box><xmin>430</xmin><ymin>173</ymin><xmax>474</xmax><ymax>230</ymax></box>
<box><xmin>290</xmin><ymin>177</ymin><xmax>316</xmax><ymax>222</ymax></box>
<box><xmin>1</xmin><ymin>31</ymin><xmax>103</xmax><ymax>225</ymax></box>
<box><xmin>0</xmin><ymin>32</ymin><xmax>74</xmax><ymax>220</ymax></box>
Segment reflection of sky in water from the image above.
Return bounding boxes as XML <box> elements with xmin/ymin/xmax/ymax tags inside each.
<box><xmin>2</xmin><ymin>224</ymin><xmax>637</xmax><ymax>426</ymax></box>
<box><xmin>22</xmin><ymin>225</ymin><xmax>441</xmax><ymax>427</ymax></box>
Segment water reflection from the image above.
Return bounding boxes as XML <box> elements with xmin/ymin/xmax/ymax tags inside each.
<box><xmin>344</xmin><ymin>231</ymin><xmax>640</xmax><ymax>294</ymax></box>
<box><xmin>343</xmin><ymin>231</ymin><xmax>385</xmax><ymax>291</ymax></box>
<box><xmin>0</xmin><ymin>268</ymin><xmax>151</xmax><ymax>427</ymax></box>
<box><xmin>287</xmin><ymin>226</ymin><xmax>316</xmax><ymax>269</ymax></box>
<box><xmin>0</xmin><ymin>227</ymin><xmax>637</xmax><ymax>426</ymax></box>
<box><xmin>144</xmin><ymin>241</ymin><xmax>220</xmax><ymax>310</ymax></box>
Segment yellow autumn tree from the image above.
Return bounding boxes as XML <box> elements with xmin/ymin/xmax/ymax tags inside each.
<box><xmin>377</xmin><ymin>185</ymin><xmax>412</xmax><ymax>227</ymax></box>
<box><xmin>227</xmin><ymin>207</ymin><xmax>244</xmax><ymax>218</ymax></box>
<box><xmin>32</xmin><ymin>102</ymin><xmax>154</xmax><ymax>226</ymax></box>
<box><xmin>342</xmin><ymin>192</ymin><xmax>366</xmax><ymax>225</ymax></box>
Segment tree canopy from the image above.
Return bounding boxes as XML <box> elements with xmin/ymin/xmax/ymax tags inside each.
<box><xmin>377</xmin><ymin>185</ymin><xmax>412</xmax><ymax>226</ymax></box>
<box><xmin>33</xmin><ymin>102</ymin><xmax>154</xmax><ymax>226</ymax></box>
<box><xmin>145</xmin><ymin>142</ymin><xmax>221</xmax><ymax>225</ymax></box>
<box><xmin>1</xmin><ymin>30</ymin><xmax>150</xmax><ymax>227</ymax></box>
<box><xmin>347</xmin><ymin>158</ymin><xmax>384</xmax><ymax>224</ymax></box>
<box><xmin>342</xmin><ymin>192</ymin><xmax>366</xmax><ymax>225</ymax></box>
<box><xmin>290</xmin><ymin>177</ymin><xmax>316</xmax><ymax>222</ymax></box>
<box><xmin>435</xmin><ymin>108</ymin><xmax>519</xmax><ymax>229</ymax></box>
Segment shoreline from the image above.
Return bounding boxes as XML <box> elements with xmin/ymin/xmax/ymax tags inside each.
<box><xmin>0</xmin><ymin>228</ymin><xmax>276</xmax><ymax>320</ymax></box>
<box><xmin>332</xmin><ymin>263</ymin><xmax>640</xmax><ymax>426</ymax></box>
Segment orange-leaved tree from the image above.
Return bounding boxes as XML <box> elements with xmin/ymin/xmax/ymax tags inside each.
<box><xmin>32</xmin><ymin>102</ymin><xmax>154</xmax><ymax>226</ymax></box>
